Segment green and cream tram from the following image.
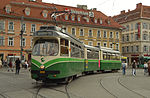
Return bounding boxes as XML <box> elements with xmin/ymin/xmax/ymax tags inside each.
<box><xmin>31</xmin><ymin>26</ymin><xmax>121</xmax><ymax>83</ymax></box>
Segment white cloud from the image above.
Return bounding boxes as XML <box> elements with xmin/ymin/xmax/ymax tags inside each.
<box><xmin>42</xmin><ymin>0</ymin><xmax>150</xmax><ymax>16</ymax></box>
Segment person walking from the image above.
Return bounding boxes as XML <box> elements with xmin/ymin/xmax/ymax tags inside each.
<box><xmin>8</xmin><ymin>60</ymin><xmax>13</xmax><ymax>72</ymax></box>
<box><xmin>24</xmin><ymin>60</ymin><xmax>28</xmax><ymax>69</ymax></box>
<box><xmin>132</xmin><ymin>60</ymin><xmax>136</xmax><ymax>76</ymax></box>
<box><xmin>15</xmin><ymin>58</ymin><xmax>21</xmax><ymax>74</ymax></box>
<box><xmin>122</xmin><ymin>61</ymin><xmax>127</xmax><ymax>75</ymax></box>
<box><xmin>144</xmin><ymin>61</ymin><xmax>148</xmax><ymax>75</ymax></box>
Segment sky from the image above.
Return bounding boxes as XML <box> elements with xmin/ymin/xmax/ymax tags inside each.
<box><xmin>42</xmin><ymin>0</ymin><xmax>150</xmax><ymax>16</ymax></box>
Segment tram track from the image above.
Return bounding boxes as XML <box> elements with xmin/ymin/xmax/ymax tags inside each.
<box><xmin>99</xmin><ymin>75</ymin><xmax>147</xmax><ymax>98</ymax></box>
<box><xmin>99</xmin><ymin>77</ymin><xmax>117</xmax><ymax>98</ymax></box>
<box><xmin>117</xmin><ymin>76</ymin><xmax>146</xmax><ymax>98</ymax></box>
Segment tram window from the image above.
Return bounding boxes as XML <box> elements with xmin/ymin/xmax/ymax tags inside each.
<box><xmin>102</xmin><ymin>53</ymin><xmax>106</xmax><ymax>60</ymax></box>
<box><xmin>32</xmin><ymin>39</ymin><xmax>58</xmax><ymax>56</ymax></box>
<box><xmin>71</xmin><ymin>43</ymin><xmax>80</xmax><ymax>58</ymax></box>
<box><xmin>87</xmin><ymin>49</ymin><xmax>99</xmax><ymax>59</ymax></box>
<box><xmin>60</xmin><ymin>38</ymin><xmax>69</xmax><ymax>56</ymax></box>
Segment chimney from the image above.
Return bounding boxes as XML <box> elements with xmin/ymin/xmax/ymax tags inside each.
<box><xmin>121</xmin><ymin>10</ymin><xmax>125</xmax><ymax>14</ymax></box>
<box><xmin>136</xmin><ymin>3</ymin><xmax>142</xmax><ymax>9</ymax></box>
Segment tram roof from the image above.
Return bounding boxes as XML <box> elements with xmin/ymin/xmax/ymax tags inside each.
<box><xmin>34</xmin><ymin>25</ymin><xmax>83</xmax><ymax>45</ymax></box>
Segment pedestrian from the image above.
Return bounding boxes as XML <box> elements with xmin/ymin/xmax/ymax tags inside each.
<box><xmin>122</xmin><ymin>61</ymin><xmax>127</xmax><ymax>75</ymax></box>
<box><xmin>132</xmin><ymin>60</ymin><xmax>136</xmax><ymax>76</ymax></box>
<box><xmin>8</xmin><ymin>60</ymin><xmax>13</xmax><ymax>72</ymax></box>
<box><xmin>24</xmin><ymin>60</ymin><xmax>28</xmax><ymax>69</ymax></box>
<box><xmin>15</xmin><ymin>58</ymin><xmax>21</xmax><ymax>74</ymax></box>
<box><xmin>144</xmin><ymin>61</ymin><xmax>148</xmax><ymax>75</ymax></box>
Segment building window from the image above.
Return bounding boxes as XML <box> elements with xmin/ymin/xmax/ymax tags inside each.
<box><xmin>31</xmin><ymin>24</ymin><xmax>36</xmax><ymax>32</ymax></box>
<box><xmin>95</xmin><ymin>19</ymin><xmax>97</xmax><ymax>23</ymax></box>
<box><xmin>116</xmin><ymin>32</ymin><xmax>119</xmax><ymax>39</ymax></box>
<box><xmin>103</xmin><ymin>42</ymin><xmax>107</xmax><ymax>47</ymax></box>
<box><xmin>21</xmin><ymin>23</ymin><xmax>26</xmax><ymax>32</ymax></box>
<box><xmin>126</xmin><ymin>25</ymin><xmax>129</xmax><ymax>31</ymax></box>
<box><xmin>116</xmin><ymin>44</ymin><xmax>119</xmax><ymax>51</ymax></box>
<box><xmin>25</xmin><ymin>7</ymin><xmax>30</xmax><ymax>16</ymax></box>
<box><xmin>72</xmin><ymin>15</ymin><xmax>75</xmax><ymax>21</ymax></box>
<box><xmin>78</xmin><ymin>16</ymin><xmax>80</xmax><ymax>21</ymax></box>
<box><xmin>100</xmin><ymin>18</ymin><xmax>102</xmax><ymax>24</ymax></box>
<box><xmin>110</xmin><ymin>43</ymin><xmax>113</xmax><ymax>48</ymax></box>
<box><xmin>97</xmin><ymin>30</ymin><xmax>101</xmax><ymax>38</ymax></box>
<box><xmin>109</xmin><ymin>32</ymin><xmax>113</xmax><ymax>38</ymax></box>
<box><xmin>20</xmin><ymin>38</ymin><xmax>26</xmax><ymax>47</ymax></box>
<box><xmin>131</xmin><ymin>46</ymin><xmax>133</xmax><ymax>52</ymax></box>
<box><xmin>122</xmin><ymin>35</ymin><xmax>124</xmax><ymax>42</ymax></box>
<box><xmin>143</xmin><ymin>45</ymin><xmax>148</xmax><ymax>52</ymax></box>
<box><xmin>0</xmin><ymin>36</ymin><xmax>5</xmax><ymax>46</ymax></box>
<box><xmin>135</xmin><ymin>23</ymin><xmax>138</xmax><ymax>30</ymax></box>
<box><xmin>131</xmin><ymin>33</ymin><xmax>134</xmax><ymax>41</ymax></box>
<box><xmin>71</xmin><ymin>28</ymin><xmax>76</xmax><ymax>36</ymax></box>
<box><xmin>103</xmin><ymin>31</ymin><xmax>107</xmax><ymax>38</ymax></box>
<box><xmin>80</xmin><ymin>29</ymin><xmax>84</xmax><ymax>36</ymax></box>
<box><xmin>8</xmin><ymin>22</ymin><xmax>14</xmax><ymax>31</ymax></box>
<box><xmin>5</xmin><ymin>4</ymin><xmax>11</xmax><ymax>13</ymax></box>
<box><xmin>42</xmin><ymin>10</ymin><xmax>48</xmax><ymax>18</ymax></box>
<box><xmin>143</xmin><ymin>34</ymin><xmax>148</xmax><ymax>40</ymax></box>
<box><xmin>8</xmin><ymin>37</ymin><xmax>14</xmax><ymax>46</ymax></box>
<box><xmin>126</xmin><ymin>46</ymin><xmax>129</xmax><ymax>52</ymax></box>
<box><xmin>122</xmin><ymin>47</ymin><xmax>124</xmax><ymax>52</ymax></box>
<box><xmin>0</xmin><ymin>21</ymin><xmax>5</xmax><ymax>30</ymax></box>
<box><xmin>143</xmin><ymin>23</ymin><xmax>148</xmax><ymax>29</ymax></box>
<box><xmin>88</xmin><ymin>29</ymin><xmax>93</xmax><ymax>37</ymax></box>
<box><xmin>88</xmin><ymin>41</ymin><xmax>93</xmax><ymax>46</ymax></box>
<box><xmin>126</xmin><ymin>34</ymin><xmax>129</xmax><ymax>41</ymax></box>
<box><xmin>131</xmin><ymin>24</ymin><xmax>133</xmax><ymax>31</ymax></box>
<box><xmin>136</xmin><ymin>45</ymin><xmax>139</xmax><ymax>52</ymax></box>
<box><xmin>65</xmin><ymin>15</ymin><xmax>68</xmax><ymax>20</ymax></box>
<box><xmin>135</xmin><ymin>33</ymin><xmax>139</xmax><ymax>40</ymax></box>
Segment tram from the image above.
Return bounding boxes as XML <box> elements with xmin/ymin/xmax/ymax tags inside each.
<box><xmin>139</xmin><ymin>56</ymin><xmax>150</xmax><ymax>68</ymax></box>
<box><xmin>31</xmin><ymin>26</ymin><xmax>121</xmax><ymax>83</ymax></box>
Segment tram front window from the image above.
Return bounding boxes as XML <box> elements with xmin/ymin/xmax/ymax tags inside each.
<box><xmin>32</xmin><ymin>39</ymin><xmax>58</xmax><ymax>56</ymax></box>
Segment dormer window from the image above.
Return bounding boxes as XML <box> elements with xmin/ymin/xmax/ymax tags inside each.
<box><xmin>95</xmin><ymin>19</ymin><xmax>97</xmax><ymax>23</ymax></box>
<box><xmin>42</xmin><ymin>10</ymin><xmax>48</xmax><ymax>18</ymax></box>
<box><xmin>78</xmin><ymin>16</ymin><xmax>80</xmax><ymax>21</ymax></box>
<box><xmin>71</xmin><ymin>15</ymin><xmax>75</xmax><ymax>21</ymax></box>
<box><xmin>108</xmin><ymin>20</ymin><xmax>111</xmax><ymax>24</ymax></box>
<box><xmin>25</xmin><ymin>7</ymin><xmax>30</xmax><ymax>16</ymax></box>
<box><xmin>100</xmin><ymin>18</ymin><xmax>103</xmax><ymax>24</ymax></box>
<box><xmin>5</xmin><ymin>4</ymin><xmax>11</xmax><ymax>13</ymax></box>
<box><xmin>65</xmin><ymin>15</ymin><xmax>68</xmax><ymax>20</ymax></box>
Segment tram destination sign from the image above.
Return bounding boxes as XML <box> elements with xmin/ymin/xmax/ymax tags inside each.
<box><xmin>34</xmin><ymin>31</ymin><xmax>58</xmax><ymax>36</ymax></box>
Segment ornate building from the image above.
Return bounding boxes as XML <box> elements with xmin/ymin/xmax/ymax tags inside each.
<box><xmin>113</xmin><ymin>3</ymin><xmax>150</xmax><ymax>65</ymax></box>
<box><xmin>0</xmin><ymin>0</ymin><xmax>122</xmax><ymax>62</ymax></box>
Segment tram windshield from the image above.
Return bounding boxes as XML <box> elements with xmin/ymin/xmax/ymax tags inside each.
<box><xmin>32</xmin><ymin>39</ymin><xmax>58</xmax><ymax>56</ymax></box>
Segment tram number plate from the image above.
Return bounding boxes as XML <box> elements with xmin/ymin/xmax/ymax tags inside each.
<box><xmin>40</xmin><ymin>71</ymin><xmax>45</xmax><ymax>74</ymax></box>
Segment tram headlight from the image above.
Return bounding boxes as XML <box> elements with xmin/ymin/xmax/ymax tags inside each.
<box><xmin>40</xmin><ymin>65</ymin><xmax>45</xmax><ymax>69</ymax></box>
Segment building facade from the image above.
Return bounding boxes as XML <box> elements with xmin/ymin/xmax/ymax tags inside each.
<box><xmin>113</xmin><ymin>3</ymin><xmax>150</xmax><ymax>65</ymax></box>
<box><xmin>0</xmin><ymin>0</ymin><xmax>122</xmax><ymax>62</ymax></box>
